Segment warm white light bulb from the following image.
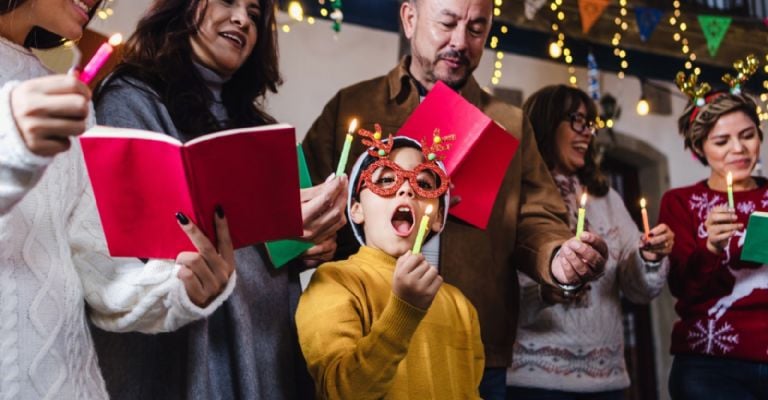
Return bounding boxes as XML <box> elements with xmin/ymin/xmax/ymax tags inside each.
<box><xmin>549</xmin><ymin>42</ymin><xmax>562</xmax><ymax>59</ymax></box>
<box><xmin>636</xmin><ymin>98</ymin><xmax>650</xmax><ymax>116</ymax></box>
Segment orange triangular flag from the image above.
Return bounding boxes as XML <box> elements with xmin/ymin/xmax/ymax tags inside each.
<box><xmin>578</xmin><ymin>0</ymin><xmax>610</xmax><ymax>34</ymax></box>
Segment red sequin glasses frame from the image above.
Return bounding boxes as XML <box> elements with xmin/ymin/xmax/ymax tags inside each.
<box><xmin>356</xmin><ymin>158</ymin><xmax>450</xmax><ymax>199</ymax></box>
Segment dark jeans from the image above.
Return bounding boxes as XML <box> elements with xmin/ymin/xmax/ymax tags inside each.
<box><xmin>480</xmin><ymin>368</ymin><xmax>507</xmax><ymax>400</ymax></box>
<box><xmin>669</xmin><ymin>354</ymin><xmax>768</xmax><ymax>400</ymax></box>
<box><xmin>506</xmin><ymin>386</ymin><xmax>624</xmax><ymax>400</ymax></box>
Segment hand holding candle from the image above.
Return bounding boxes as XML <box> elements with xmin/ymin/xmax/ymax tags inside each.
<box><xmin>575</xmin><ymin>192</ymin><xmax>587</xmax><ymax>240</ymax></box>
<box><xmin>335</xmin><ymin>118</ymin><xmax>358</xmax><ymax>176</ymax></box>
<box><xmin>78</xmin><ymin>33</ymin><xmax>123</xmax><ymax>85</ymax></box>
<box><xmin>412</xmin><ymin>205</ymin><xmax>434</xmax><ymax>254</ymax></box>
<box><xmin>640</xmin><ymin>198</ymin><xmax>651</xmax><ymax>241</ymax></box>
<box><xmin>727</xmin><ymin>171</ymin><xmax>735</xmax><ymax>209</ymax></box>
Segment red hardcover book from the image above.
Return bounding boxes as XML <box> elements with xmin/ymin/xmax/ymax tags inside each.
<box><xmin>79</xmin><ymin>124</ymin><xmax>303</xmax><ymax>259</ymax></box>
<box><xmin>398</xmin><ymin>81</ymin><xmax>520</xmax><ymax>230</ymax></box>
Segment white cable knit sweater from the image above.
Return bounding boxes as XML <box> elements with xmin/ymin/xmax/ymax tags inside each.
<box><xmin>0</xmin><ymin>38</ymin><xmax>235</xmax><ymax>399</ymax></box>
<box><xmin>507</xmin><ymin>180</ymin><xmax>669</xmax><ymax>392</ymax></box>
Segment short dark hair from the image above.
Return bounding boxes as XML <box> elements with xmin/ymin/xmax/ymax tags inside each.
<box><xmin>523</xmin><ymin>84</ymin><xmax>609</xmax><ymax>197</ymax></box>
<box><xmin>0</xmin><ymin>0</ymin><xmax>102</xmax><ymax>49</ymax></box>
<box><xmin>678</xmin><ymin>91</ymin><xmax>763</xmax><ymax>165</ymax></box>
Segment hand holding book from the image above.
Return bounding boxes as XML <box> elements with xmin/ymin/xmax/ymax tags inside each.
<box><xmin>175</xmin><ymin>207</ymin><xmax>235</xmax><ymax>307</ymax></box>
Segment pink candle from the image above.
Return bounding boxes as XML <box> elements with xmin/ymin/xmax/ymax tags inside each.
<box><xmin>79</xmin><ymin>33</ymin><xmax>122</xmax><ymax>84</ymax></box>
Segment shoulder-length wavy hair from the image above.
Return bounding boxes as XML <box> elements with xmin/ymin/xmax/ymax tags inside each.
<box><xmin>523</xmin><ymin>84</ymin><xmax>609</xmax><ymax>197</ymax></box>
<box><xmin>678</xmin><ymin>90</ymin><xmax>763</xmax><ymax>166</ymax></box>
<box><xmin>95</xmin><ymin>0</ymin><xmax>281</xmax><ymax>137</ymax></box>
<box><xmin>1</xmin><ymin>0</ymin><xmax>101</xmax><ymax>49</ymax></box>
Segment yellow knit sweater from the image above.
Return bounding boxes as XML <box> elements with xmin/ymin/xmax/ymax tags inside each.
<box><xmin>296</xmin><ymin>246</ymin><xmax>484</xmax><ymax>399</ymax></box>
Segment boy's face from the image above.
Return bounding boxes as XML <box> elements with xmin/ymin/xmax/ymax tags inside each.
<box><xmin>351</xmin><ymin>147</ymin><xmax>444</xmax><ymax>257</ymax></box>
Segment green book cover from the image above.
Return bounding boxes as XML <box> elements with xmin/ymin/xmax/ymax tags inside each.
<box><xmin>741</xmin><ymin>211</ymin><xmax>768</xmax><ymax>264</ymax></box>
<box><xmin>265</xmin><ymin>145</ymin><xmax>313</xmax><ymax>268</ymax></box>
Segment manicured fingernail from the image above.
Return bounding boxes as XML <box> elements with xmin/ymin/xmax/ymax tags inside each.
<box><xmin>326</xmin><ymin>173</ymin><xmax>336</xmax><ymax>182</ymax></box>
<box><xmin>176</xmin><ymin>212</ymin><xmax>189</xmax><ymax>225</ymax></box>
<box><xmin>215</xmin><ymin>204</ymin><xmax>225</xmax><ymax>218</ymax></box>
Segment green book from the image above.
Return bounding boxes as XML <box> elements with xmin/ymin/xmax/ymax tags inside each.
<box><xmin>265</xmin><ymin>145</ymin><xmax>313</xmax><ymax>268</ymax></box>
<box><xmin>741</xmin><ymin>211</ymin><xmax>768</xmax><ymax>264</ymax></box>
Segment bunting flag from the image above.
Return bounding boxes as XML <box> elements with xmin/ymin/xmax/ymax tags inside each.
<box><xmin>635</xmin><ymin>7</ymin><xmax>663</xmax><ymax>42</ymax></box>
<box><xmin>698</xmin><ymin>15</ymin><xmax>732</xmax><ymax>57</ymax></box>
<box><xmin>525</xmin><ymin>0</ymin><xmax>548</xmax><ymax>20</ymax></box>
<box><xmin>578</xmin><ymin>0</ymin><xmax>610</xmax><ymax>34</ymax></box>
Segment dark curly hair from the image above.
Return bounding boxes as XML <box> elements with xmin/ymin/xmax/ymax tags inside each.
<box><xmin>0</xmin><ymin>0</ymin><xmax>102</xmax><ymax>49</ymax></box>
<box><xmin>523</xmin><ymin>84</ymin><xmax>609</xmax><ymax>197</ymax></box>
<box><xmin>94</xmin><ymin>0</ymin><xmax>281</xmax><ymax>138</ymax></box>
<box><xmin>678</xmin><ymin>91</ymin><xmax>763</xmax><ymax>165</ymax></box>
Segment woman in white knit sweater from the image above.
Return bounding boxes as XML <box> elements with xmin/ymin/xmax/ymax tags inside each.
<box><xmin>0</xmin><ymin>1</ymin><xmax>238</xmax><ymax>398</ymax></box>
<box><xmin>506</xmin><ymin>85</ymin><xmax>675</xmax><ymax>399</ymax></box>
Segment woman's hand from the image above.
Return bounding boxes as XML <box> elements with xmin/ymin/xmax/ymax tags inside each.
<box><xmin>640</xmin><ymin>223</ymin><xmax>675</xmax><ymax>261</ymax></box>
<box><xmin>175</xmin><ymin>207</ymin><xmax>236</xmax><ymax>307</ymax></box>
<box><xmin>704</xmin><ymin>206</ymin><xmax>742</xmax><ymax>255</ymax></box>
<box><xmin>299</xmin><ymin>175</ymin><xmax>348</xmax><ymax>267</ymax></box>
<box><xmin>10</xmin><ymin>75</ymin><xmax>91</xmax><ymax>157</ymax></box>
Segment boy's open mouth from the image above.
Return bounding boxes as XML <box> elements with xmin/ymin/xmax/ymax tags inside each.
<box><xmin>391</xmin><ymin>205</ymin><xmax>415</xmax><ymax>237</ymax></box>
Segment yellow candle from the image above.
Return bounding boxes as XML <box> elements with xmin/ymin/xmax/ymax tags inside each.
<box><xmin>575</xmin><ymin>192</ymin><xmax>587</xmax><ymax>241</ymax></box>
<box><xmin>727</xmin><ymin>171</ymin><xmax>735</xmax><ymax>209</ymax></box>
<box><xmin>335</xmin><ymin>118</ymin><xmax>358</xmax><ymax>176</ymax></box>
<box><xmin>412</xmin><ymin>205</ymin><xmax>434</xmax><ymax>254</ymax></box>
<box><xmin>640</xmin><ymin>197</ymin><xmax>650</xmax><ymax>241</ymax></box>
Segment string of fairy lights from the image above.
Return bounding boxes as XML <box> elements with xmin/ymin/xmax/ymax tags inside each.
<box><xmin>490</xmin><ymin>0</ymin><xmax>506</xmax><ymax>86</ymax></box>
<box><xmin>669</xmin><ymin>0</ymin><xmax>699</xmax><ymax>73</ymax></box>
<box><xmin>611</xmin><ymin>0</ymin><xmax>629</xmax><ymax>79</ymax></box>
<box><xmin>95</xmin><ymin>0</ymin><xmax>116</xmax><ymax>20</ymax></box>
<box><xmin>547</xmin><ymin>0</ymin><xmax>577</xmax><ymax>86</ymax></box>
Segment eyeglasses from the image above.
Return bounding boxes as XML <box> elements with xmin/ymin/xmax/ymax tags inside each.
<box><xmin>357</xmin><ymin>159</ymin><xmax>449</xmax><ymax>199</ymax></box>
<box><xmin>568</xmin><ymin>112</ymin><xmax>597</xmax><ymax>136</ymax></box>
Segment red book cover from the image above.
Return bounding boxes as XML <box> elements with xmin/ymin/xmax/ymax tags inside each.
<box><xmin>398</xmin><ymin>81</ymin><xmax>520</xmax><ymax>230</ymax></box>
<box><xmin>79</xmin><ymin>124</ymin><xmax>303</xmax><ymax>259</ymax></box>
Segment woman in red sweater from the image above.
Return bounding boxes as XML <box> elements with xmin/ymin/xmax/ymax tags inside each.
<box><xmin>659</xmin><ymin>84</ymin><xmax>768</xmax><ymax>399</ymax></box>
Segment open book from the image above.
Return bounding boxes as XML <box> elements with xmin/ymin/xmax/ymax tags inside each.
<box><xmin>742</xmin><ymin>211</ymin><xmax>768</xmax><ymax>264</ymax></box>
<box><xmin>398</xmin><ymin>81</ymin><xmax>520</xmax><ymax>230</ymax></box>
<box><xmin>80</xmin><ymin>124</ymin><xmax>303</xmax><ymax>259</ymax></box>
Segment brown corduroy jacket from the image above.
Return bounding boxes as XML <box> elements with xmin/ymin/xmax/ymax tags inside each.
<box><xmin>302</xmin><ymin>57</ymin><xmax>573</xmax><ymax>368</ymax></box>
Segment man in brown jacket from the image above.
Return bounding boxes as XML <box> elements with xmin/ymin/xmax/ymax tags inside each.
<box><xmin>301</xmin><ymin>0</ymin><xmax>609</xmax><ymax>398</ymax></box>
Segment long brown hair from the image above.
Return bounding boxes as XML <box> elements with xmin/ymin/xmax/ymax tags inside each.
<box><xmin>0</xmin><ymin>0</ymin><xmax>101</xmax><ymax>49</ymax></box>
<box><xmin>523</xmin><ymin>84</ymin><xmax>609</xmax><ymax>197</ymax></box>
<box><xmin>95</xmin><ymin>0</ymin><xmax>281</xmax><ymax>137</ymax></box>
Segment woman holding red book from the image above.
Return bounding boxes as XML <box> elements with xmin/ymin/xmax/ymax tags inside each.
<box><xmin>0</xmin><ymin>0</ymin><xmax>237</xmax><ymax>398</ymax></box>
<box><xmin>659</xmin><ymin>65</ymin><xmax>768</xmax><ymax>399</ymax></box>
<box><xmin>91</xmin><ymin>0</ymin><xmax>347</xmax><ymax>399</ymax></box>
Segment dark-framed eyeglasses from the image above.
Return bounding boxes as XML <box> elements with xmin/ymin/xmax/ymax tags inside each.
<box><xmin>568</xmin><ymin>112</ymin><xmax>597</xmax><ymax>136</ymax></box>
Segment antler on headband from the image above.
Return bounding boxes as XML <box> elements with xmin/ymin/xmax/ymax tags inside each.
<box><xmin>722</xmin><ymin>54</ymin><xmax>759</xmax><ymax>95</ymax></box>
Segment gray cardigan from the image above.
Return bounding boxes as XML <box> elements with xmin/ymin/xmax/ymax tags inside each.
<box><xmin>91</xmin><ymin>68</ymin><xmax>312</xmax><ymax>400</ymax></box>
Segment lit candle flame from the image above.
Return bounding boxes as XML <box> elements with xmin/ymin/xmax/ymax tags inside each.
<box><xmin>347</xmin><ymin>118</ymin><xmax>358</xmax><ymax>134</ymax></box>
<box><xmin>108</xmin><ymin>33</ymin><xmax>123</xmax><ymax>47</ymax></box>
<box><xmin>425</xmin><ymin>205</ymin><xmax>433</xmax><ymax>215</ymax></box>
<box><xmin>727</xmin><ymin>171</ymin><xmax>733</xmax><ymax>186</ymax></box>
<box><xmin>580</xmin><ymin>192</ymin><xmax>587</xmax><ymax>207</ymax></box>
<box><xmin>640</xmin><ymin>198</ymin><xmax>647</xmax><ymax>208</ymax></box>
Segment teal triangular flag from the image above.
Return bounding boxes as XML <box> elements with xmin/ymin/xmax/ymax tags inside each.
<box><xmin>698</xmin><ymin>15</ymin><xmax>732</xmax><ymax>57</ymax></box>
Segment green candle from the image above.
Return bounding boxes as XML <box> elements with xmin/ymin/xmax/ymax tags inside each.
<box><xmin>335</xmin><ymin>118</ymin><xmax>358</xmax><ymax>176</ymax></box>
<box><xmin>575</xmin><ymin>193</ymin><xmax>587</xmax><ymax>241</ymax></box>
<box><xmin>727</xmin><ymin>171</ymin><xmax>735</xmax><ymax>209</ymax></box>
<box><xmin>412</xmin><ymin>205</ymin><xmax>434</xmax><ymax>254</ymax></box>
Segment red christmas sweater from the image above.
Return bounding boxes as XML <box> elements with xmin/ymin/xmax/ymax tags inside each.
<box><xmin>659</xmin><ymin>179</ymin><xmax>768</xmax><ymax>362</ymax></box>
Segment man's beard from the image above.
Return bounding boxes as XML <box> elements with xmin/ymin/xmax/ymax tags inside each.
<box><xmin>413</xmin><ymin>49</ymin><xmax>473</xmax><ymax>90</ymax></box>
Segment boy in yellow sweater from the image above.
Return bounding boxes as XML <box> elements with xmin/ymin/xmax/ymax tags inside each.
<box><xmin>296</xmin><ymin>127</ymin><xmax>484</xmax><ymax>399</ymax></box>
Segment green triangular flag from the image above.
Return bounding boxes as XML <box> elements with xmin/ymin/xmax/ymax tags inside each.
<box><xmin>698</xmin><ymin>14</ymin><xmax>732</xmax><ymax>57</ymax></box>
<box><xmin>265</xmin><ymin>145</ymin><xmax>313</xmax><ymax>268</ymax></box>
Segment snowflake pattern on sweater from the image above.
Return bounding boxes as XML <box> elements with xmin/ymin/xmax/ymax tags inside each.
<box><xmin>660</xmin><ymin>179</ymin><xmax>768</xmax><ymax>362</ymax></box>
